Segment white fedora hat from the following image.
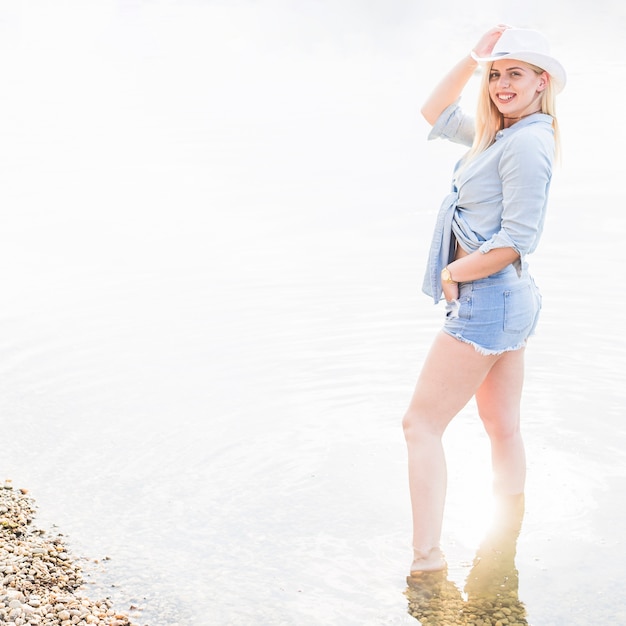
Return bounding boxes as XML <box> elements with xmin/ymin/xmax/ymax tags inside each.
<box><xmin>471</xmin><ymin>28</ymin><xmax>567</xmax><ymax>93</ymax></box>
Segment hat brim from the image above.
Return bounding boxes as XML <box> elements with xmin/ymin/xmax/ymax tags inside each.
<box><xmin>473</xmin><ymin>51</ymin><xmax>567</xmax><ymax>94</ymax></box>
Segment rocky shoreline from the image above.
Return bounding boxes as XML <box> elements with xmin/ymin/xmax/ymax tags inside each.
<box><xmin>0</xmin><ymin>480</ymin><xmax>141</xmax><ymax>626</ymax></box>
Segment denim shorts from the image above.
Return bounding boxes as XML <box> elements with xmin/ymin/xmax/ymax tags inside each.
<box><xmin>443</xmin><ymin>265</ymin><xmax>542</xmax><ymax>355</ymax></box>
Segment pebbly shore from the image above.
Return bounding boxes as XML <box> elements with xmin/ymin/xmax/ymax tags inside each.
<box><xmin>0</xmin><ymin>480</ymin><xmax>141</xmax><ymax>626</ymax></box>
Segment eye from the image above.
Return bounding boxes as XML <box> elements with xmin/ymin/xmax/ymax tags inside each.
<box><xmin>489</xmin><ymin>72</ymin><xmax>499</xmax><ymax>80</ymax></box>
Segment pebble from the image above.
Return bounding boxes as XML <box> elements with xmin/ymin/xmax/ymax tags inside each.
<box><xmin>0</xmin><ymin>480</ymin><xmax>141</xmax><ymax>626</ymax></box>
<box><xmin>405</xmin><ymin>536</ymin><xmax>530</xmax><ymax>625</ymax></box>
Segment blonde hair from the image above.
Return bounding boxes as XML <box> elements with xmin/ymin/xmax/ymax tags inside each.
<box><xmin>463</xmin><ymin>62</ymin><xmax>561</xmax><ymax>165</ymax></box>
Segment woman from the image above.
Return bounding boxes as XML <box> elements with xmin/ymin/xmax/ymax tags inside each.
<box><xmin>402</xmin><ymin>25</ymin><xmax>566</xmax><ymax>574</ymax></box>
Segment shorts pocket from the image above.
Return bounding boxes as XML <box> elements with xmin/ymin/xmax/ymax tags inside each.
<box><xmin>458</xmin><ymin>294</ymin><xmax>472</xmax><ymax>320</ymax></box>
<box><xmin>503</xmin><ymin>284</ymin><xmax>533</xmax><ymax>334</ymax></box>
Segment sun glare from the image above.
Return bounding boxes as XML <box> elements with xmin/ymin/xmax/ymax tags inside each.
<box><xmin>443</xmin><ymin>414</ymin><xmax>495</xmax><ymax>549</ymax></box>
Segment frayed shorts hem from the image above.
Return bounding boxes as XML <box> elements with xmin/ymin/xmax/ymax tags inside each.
<box><xmin>442</xmin><ymin>328</ymin><xmax>528</xmax><ymax>356</ymax></box>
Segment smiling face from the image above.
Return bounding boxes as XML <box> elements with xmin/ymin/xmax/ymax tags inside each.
<box><xmin>488</xmin><ymin>59</ymin><xmax>548</xmax><ymax>126</ymax></box>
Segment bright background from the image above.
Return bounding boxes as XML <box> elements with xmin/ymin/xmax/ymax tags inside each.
<box><xmin>0</xmin><ymin>2</ymin><xmax>624</xmax><ymax>625</ymax></box>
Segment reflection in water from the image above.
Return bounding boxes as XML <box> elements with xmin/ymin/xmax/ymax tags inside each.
<box><xmin>405</xmin><ymin>570</ymin><xmax>465</xmax><ymax>625</ymax></box>
<box><xmin>405</xmin><ymin>495</ymin><xmax>527</xmax><ymax>625</ymax></box>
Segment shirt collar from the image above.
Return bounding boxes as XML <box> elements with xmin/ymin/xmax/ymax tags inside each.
<box><xmin>495</xmin><ymin>113</ymin><xmax>553</xmax><ymax>141</ymax></box>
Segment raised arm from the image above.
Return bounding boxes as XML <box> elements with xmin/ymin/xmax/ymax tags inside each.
<box><xmin>420</xmin><ymin>25</ymin><xmax>509</xmax><ymax>126</ymax></box>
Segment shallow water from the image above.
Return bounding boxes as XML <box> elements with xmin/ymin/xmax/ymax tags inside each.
<box><xmin>0</xmin><ymin>3</ymin><xmax>625</xmax><ymax>625</ymax></box>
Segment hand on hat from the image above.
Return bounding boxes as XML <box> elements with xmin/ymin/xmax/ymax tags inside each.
<box><xmin>472</xmin><ymin>24</ymin><xmax>510</xmax><ymax>59</ymax></box>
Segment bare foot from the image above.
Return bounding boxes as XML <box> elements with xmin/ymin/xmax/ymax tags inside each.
<box><xmin>409</xmin><ymin>547</ymin><xmax>447</xmax><ymax>575</ymax></box>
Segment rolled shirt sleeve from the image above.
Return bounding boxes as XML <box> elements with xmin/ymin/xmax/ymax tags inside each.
<box><xmin>478</xmin><ymin>129</ymin><xmax>554</xmax><ymax>272</ymax></box>
<box><xmin>427</xmin><ymin>101</ymin><xmax>475</xmax><ymax>147</ymax></box>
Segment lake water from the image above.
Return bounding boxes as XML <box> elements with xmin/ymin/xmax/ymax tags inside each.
<box><xmin>0</xmin><ymin>2</ymin><xmax>625</xmax><ymax>625</ymax></box>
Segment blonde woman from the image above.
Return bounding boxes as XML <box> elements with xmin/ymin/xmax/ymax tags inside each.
<box><xmin>403</xmin><ymin>26</ymin><xmax>566</xmax><ymax>575</ymax></box>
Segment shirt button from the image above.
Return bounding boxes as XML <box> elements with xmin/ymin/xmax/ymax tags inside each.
<box><xmin>496</xmin><ymin>131</ymin><xmax>504</xmax><ymax>139</ymax></box>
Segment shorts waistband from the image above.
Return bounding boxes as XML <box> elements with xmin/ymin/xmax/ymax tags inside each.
<box><xmin>462</xmin><ymin>264</ymin><xmax>531</xmax><ymax>289</ymax></box>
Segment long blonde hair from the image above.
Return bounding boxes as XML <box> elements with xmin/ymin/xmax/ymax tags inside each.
<box><xmin>463</xmin><ymin>62</ymin><xmax>561</xmax><ymax>165</ymax></box>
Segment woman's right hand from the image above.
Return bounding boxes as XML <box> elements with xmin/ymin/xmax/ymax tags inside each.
<box><xmin>471</xmin><ymin>24</ymin><xmax>510</xmax><ymax>58</ymax></box>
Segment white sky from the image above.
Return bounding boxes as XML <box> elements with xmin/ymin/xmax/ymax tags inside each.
<box><xmin>0</xmin><ymin>1</ymin><xmax>623</xmax><ymax>276</ymax></box>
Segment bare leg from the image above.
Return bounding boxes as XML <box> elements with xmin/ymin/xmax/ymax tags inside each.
<box><xmin>402</xmin><ymin>332</ymin><xmax>499</xmax><ymax>571</ymax></box>
<box><xmin>475</xmin><ymin>348</ymin><xmax>526</xmax><ymax>497</ymax></box>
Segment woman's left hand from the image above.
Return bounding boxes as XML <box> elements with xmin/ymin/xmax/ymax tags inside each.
<box><xmin>442</xmin><ymin>279</ymin><xmax>459</xmax><ymax>303</ymax></box>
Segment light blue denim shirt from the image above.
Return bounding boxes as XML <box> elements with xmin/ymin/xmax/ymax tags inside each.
<box><xmin>422</xmin><ymin>102</ymin><xmax>555</xmax><ymax>303</ymax></box>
